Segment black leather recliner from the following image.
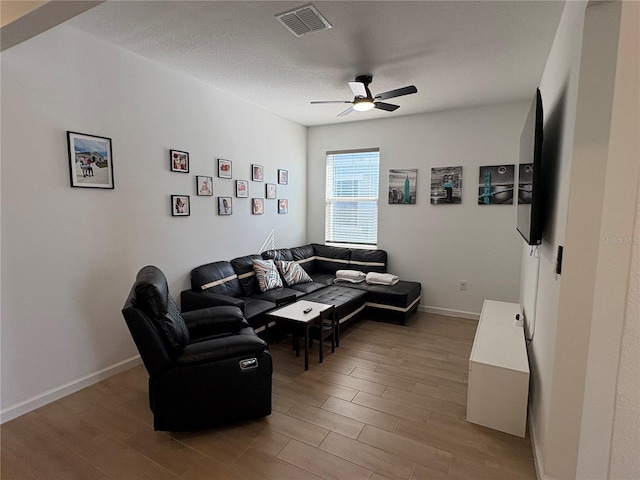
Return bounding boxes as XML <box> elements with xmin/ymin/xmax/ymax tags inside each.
<box><xmin>122</xmin><ymin>265</ymin><xmax>272</xmax><ymax>431</ymax></box>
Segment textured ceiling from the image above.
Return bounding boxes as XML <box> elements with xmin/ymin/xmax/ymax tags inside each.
<box><xmin>67</xmin><ymin>1</ymin><xmax>565</xmax><ymax>127</ymax></box>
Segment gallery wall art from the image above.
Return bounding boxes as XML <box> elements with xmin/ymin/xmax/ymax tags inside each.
<box><xmin>478</xmin><ymin>165</ymin><xmax>515</xmax><ymax>205</ymax></box>
<box><xmin>67</xmin><ymin>131</ymin><xmax>114</xmax><ymax>189</ymax></box>
<box><xmin>389</xmin><ymin>169</ymin><xmax>417</xmax><ymax>204</ymax></box>
<box><xmin>430</xmin><ymin>166</ymin><xmax>462</xmax><ymax>204</ymax></box>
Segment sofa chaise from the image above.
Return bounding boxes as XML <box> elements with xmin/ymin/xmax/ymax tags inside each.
<box><xmin>181</xmin><ymin>243</ymin><xmax>421</xmax><ymax>333</ymax></box>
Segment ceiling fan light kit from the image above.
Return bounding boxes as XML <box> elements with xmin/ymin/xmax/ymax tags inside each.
<box><xmin>311</xmin><ymin>75</ymin><xmax>417</xmax><ymax>117</ymax></box>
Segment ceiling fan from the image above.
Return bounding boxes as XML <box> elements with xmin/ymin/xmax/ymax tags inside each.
<box><xmin>311</xmin><ymin>75</ymin><xmax>418</xmax><ymax>117</ymax></box>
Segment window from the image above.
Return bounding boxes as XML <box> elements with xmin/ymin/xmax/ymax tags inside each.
<box><xmin>325</xmin><ymin>148</ymin><xmax>380</xmax><ymax>247</ymax></box>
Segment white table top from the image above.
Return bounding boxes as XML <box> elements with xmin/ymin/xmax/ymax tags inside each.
<box><xmin>266</xmin><ymin>300</ymin><xmax>333</xmax><ymax>324</ymax></box>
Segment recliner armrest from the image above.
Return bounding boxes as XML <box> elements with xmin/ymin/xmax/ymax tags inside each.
<box><xmin>176</xmin><ymin>333</ymin><xmax>268</xmax><ymax>365</ymax></box>
<box><xmin>181</xmin><ymin>289</ymin><xmax>245</xmax><ymax>312</ymax></box>
<box><xmin>182</xmin><ymin>306</ymin><xmax>246</xmax><ymax>338</ymax></box>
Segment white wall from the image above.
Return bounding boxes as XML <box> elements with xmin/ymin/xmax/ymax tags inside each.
<box><xmin>308</xmin><ymin>104</ymin><xmax>527</xmax><ymax>316</ymax></box>
<box><xmin>522</xmin><ymin>1</ymin><xmax>640</xmax><ymax>479</ymax></box>
<box><xmin>0</xmin><ymin>25</ymin><xmax>307</xmax><ymax>421</ymax></box>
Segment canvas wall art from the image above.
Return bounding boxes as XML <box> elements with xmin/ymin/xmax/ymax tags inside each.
<box><xmin>430</xmin><ymin>166</ymin><xmax>462</xmax><ymax>204</ymax></box>
<box><xmin>389</xmin><ymin>169</ymin><xmax>417</xmax><ymax>204</ymax></box>
<box><xmin>478</xmin><ymin>164</ymin><xmax>515</xmax><ymax>205</ymax></box>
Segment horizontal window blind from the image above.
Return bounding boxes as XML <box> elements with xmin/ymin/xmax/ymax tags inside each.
<box><xmin>325</xmin><ymin>149</ymin><xmax>379</xmax><ymax>246</ymax></box>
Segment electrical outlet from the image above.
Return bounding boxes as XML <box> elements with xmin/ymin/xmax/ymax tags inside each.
<box><xmin>459</xmin><ymin>280</ymin><xmax>467</xmax><ymax>290</ymax></box>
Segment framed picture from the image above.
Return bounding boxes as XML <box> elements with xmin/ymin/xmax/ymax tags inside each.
<box><xmin>478</xmin><ymin>164</ymin><xmax>515</xmax><ymax>205</ymax></box>
<box><xmin>278</xmin><ymin>169</ymin><xmax>288</xmax><ymax>185</ymax></box>
<box><xmin>196</xmin><ymin>176</ymin><xmax>213</xmax><ymax>196</ymax></box>
<box><xmin>389</xmin><ymin>169</ymin><xmax>417</xmax><ymax>204</ymax></box>
<box><xmin>218</xmin><ymin>159</ymin><xmax>232</xmax><ymax>179</ymax></box>
<box><xmin>430</xmin><ymin>166</ymin><xmax>463</xmax><ymax>204</ymax></box>
<box><xmin>171</xmin><ymin>195</ymin><xmax>190</xmax><ymax>216</ymax></box>
<box><xmin>252</xmin><ymin>164</ymin><xmax>264</xmax><ymax>182</ymax></box>
<box><xmin>278</xmin><ymin>199</ymin><xmax>289</xmax><ymax>214</ymax></box>
<box><xmin>252</xmin><ymin>198</ymin><xmax>264</xmax><ymax>215</ymax></box>
<box><xmin>266</xmin><ymin>183</ymin><xmax>276</xmax><ymax>199</ymax></box>
<box><xmin>67</xmin><ymin>131</ymin><xmax>114</xmax><ymax>189</ymax></box>
<box><xmin>170</xmin><ymin>149</ymin><xmax>189</xmax><ymax>173</ymax></box>
<box><xmin>218</xmin><ymin>196</ymin><xmax>232</xmax><ymax>215</ymax></box>
<box><xmin>236</xmin><ymin>180</ymin><xmax>249</xmax><ymax>198</ymax></box>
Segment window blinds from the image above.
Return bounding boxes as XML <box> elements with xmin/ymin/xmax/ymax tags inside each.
<box><xmin>325</xmin><ymin>149</ymin><xmax>380</xmax><ymax>246</ymax></box>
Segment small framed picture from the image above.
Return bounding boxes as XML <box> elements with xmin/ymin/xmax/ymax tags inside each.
<box><xmin>278</xmin><ymin>199</ymin><xmax>289</xmax><ymax>214</ymax></box>
<box><xmin>170</xmin><ymin>150</ymin><xmax>189</xmax><ymax>173</ymax></box>
<box><xmin>266</xmin><ymin>183</ymin><xmax>276</xmax><ymax>199</ymax></box>
<box><xmin>252</xmin><ymin>198</ymin><xmax>264</xmax><ymax>215</ymax></box>
<box><xmin>252</xmin><ymin>164</ymin><xmax>264</xmax><ymax>182</ymax></box>
<box><xmin>67</xmin><ymin>131</ymin><xmax>114</xmax><ymax>189</ymax></box>
<box><xmin>278</xmin><ymin>169</ymin><xmax>288</xmax><ymax>185</ymax></box>
<box><xmin>196</xmin><ymin>176</ymin><xmax>213</xmax><ymax>196</ymax></box>
<box><xmin>218</xmin><ymin>159</ymin><xmax>232</xmax><ymax>179</ymax></box>
<box><xmin>218</xmin><ymin>196</ymin><xmax>232</xmax><ymax>215</ymax></box>
<box><xmin>236</xmin><ymin>180</ymin><xmax>249</xmax><ymax>198</ymax></box>
<box><xmin>171</xmin><ymin>195</ymin><xmax>190</xmax><ymax>216</ymax></box>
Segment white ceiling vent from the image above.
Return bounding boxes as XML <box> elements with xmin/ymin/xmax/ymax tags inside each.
<box><xmin>276</xmin><ymin>4</ymin><xmax>331</xmax><ymax>37</ymax></box>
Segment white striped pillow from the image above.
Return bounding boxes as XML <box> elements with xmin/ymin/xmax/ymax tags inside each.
<box><xmin>252</xmin><ymin>259</ymin><xmax>283</xmax><ymax>292</ymax></box>
<box><xmin>276</xmin><ymin>260</ymin><xmax>313</xmax><ymax>286</ymax></box>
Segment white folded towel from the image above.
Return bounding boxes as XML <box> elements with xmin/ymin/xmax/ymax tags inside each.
<box><xmin>365</xmin><ymin>272</ymin><xmax>399</xmax><ymax>286</ymax></box>
<box><xmin>334</xmin><ymin>270</ymin><xmax>366</xmax><ymax>283</ymax></box>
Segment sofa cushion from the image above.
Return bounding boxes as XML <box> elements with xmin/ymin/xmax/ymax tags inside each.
<box><xmin>231</xmin><ymin>254</ymin><xmax>263</xmax><ymax>296</ymax></box>
<box><xmin>310</xmin><ymin>272</ymin><xmax>337</xmax><ymax>286</ymax></box>
<box><xmin>252</xmin><ymin>259</ymin><xmax>283</xmax><ymax>292</ymax></box>
<box><xmin>312</xmin><ymin>243</ymin><xmax>351</xmax><ymax>273</ymax></box>
<box><xmin>336</xmin><ymin>279</ymin><xmax>422</xmax><ymax>309</ymax></box>
<box><xmin>287</xmin><ymin>281</ymin><xmax>327</xmax><ymax>295</ymax></box>
<box><xmin>302</xmin><ymin>285</ymin><xmax>367</xmax><ymax>322</ymax></box>
<box><xmin>191</xmin><ymin>261</ymin><xmax>242</xmax><ymax>298</ymax></box>
<box><xmin>349</xmin><ymin>249</ymin><xmax>387</xmax><ymax>273</ymax></box>
<box><xmin>290</xmin><ymin>245</ymin><xmax>316</xmax><ymax>274</ymax></box>
<box><xmin>251</xmin><ymin>287</ymin><xmax>303</xmax><ymax>304</ymax></box>
<box><xmin>261</xmin><ymin>248</ymin><xmax>294</xmax><ymax>262</ymax></box>
<box><xmin>276</xmin><ymin>260</ymin><xmax>313</xmax><ymax>286</ymax></box>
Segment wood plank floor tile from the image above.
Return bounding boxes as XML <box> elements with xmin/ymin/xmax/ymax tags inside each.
<box><xmin>123</xmin><ymin>429</ymin><xmax>206</xmax><ymax>476</ymax></box>
<box><xmin>285</xmin><ymin>402</ymin><xmax>365</xmax><ymax>439</ymax></box>
<box><xmin>320</xmin><ymin>396</ymin><xmax>398</xmax><ymax>432</ymax></box>
<box><xmin>170</xmin><ymin>430</ymin><xmax>249</xmax><ymax>465</ymax></box>
<box><xmin>358</xmin><ymin>425</ymin><xmax>452</xmax><ymax>474</ymax></box>
<box><xmin>319</xmin><ymin>432</ymin><xmax>414</xmax><ymax>479</ymax></box>
<box><xmin>349</xmin><ymin>366</ymin><xmax>416</xmax><ymax>391</ymax></box>
<box><xmin>227</xmin><ymin>447</ymin><xmax>321</xmax><ymax>480</ymax></box>
<box><xmin>264</xmin><ymin>410</ymin><xmax>329</xmax><ymax>447</ymax></box>
<box><xmin>351</xmin><ymin>391</ymin><xmax>429</xmax><ymax>423</ymax></box>
<box><xmin>293</xmin><ymin>374</ymin><xmax>359</xmax><ymax>401</ymax></box>
<box><xmin>277</xmin><ymin>439</ymin><xmax>373</xmax><ymax>480</ymax></box>
<box><xmin>319</xmin><ymin>370</ymin><xmax>386</xmax><ymax>396</ymax></box>
<box><xmin>382</xmin><ymin>386</ymin><xmax>461</xmax><ymax>418</ymax></box>
<box><xmin>214</xmin><ymin>419</ymin><xmax>290</xmax><ymax>457</ymax></box>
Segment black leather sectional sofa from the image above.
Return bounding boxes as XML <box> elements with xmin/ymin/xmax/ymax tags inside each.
<box><xmin>181</xmin><ymin>243</ymin><xmax>422</xmax><ymax>332</ymax></box>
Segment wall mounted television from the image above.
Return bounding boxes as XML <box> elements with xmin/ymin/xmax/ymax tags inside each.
<box><xmin>517</xmin><ymin>88</ymin><xmax>544</xmax><ymax>245</ymax></box>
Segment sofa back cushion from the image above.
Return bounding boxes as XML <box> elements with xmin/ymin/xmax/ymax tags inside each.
<box><xmin>231</xmin><ymin>254</ymin><xmax>264</xmax><ymax>296</ymax></box>
<box><xmin>261</xmin><ymin>248</ymin><xmax>294</xmax><ymax>262</ymax></box>
<box><xmin>191</xmin><ymin>261</ymin><xmax>242</xmax><ymax>298</ymax></box>
<box><xmin>133</xmin><ymin>265</ymin><xmax>190</xmax><ymax>350</ymax></box>
<box><xmin>312</xmin><ymin>243</ymin><xmax>351</xmax><ymax>273</ymax></box>
<box><xmin>291</xmin><ymin>245</ymin><xmax>316</xmax><ymax>274</ymax></box>
<box><xmin>349</xmin><ymin>249</ymin><xmax>388</xmax><ymax>273</ymax></box>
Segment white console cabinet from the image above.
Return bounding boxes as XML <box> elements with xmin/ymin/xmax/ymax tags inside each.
<box><xmin>467</xmin><ymin>300</ymin><xmax>529</xmax><ymax>437</ymax></box>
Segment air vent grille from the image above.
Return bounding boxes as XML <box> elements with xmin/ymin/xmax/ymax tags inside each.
<box><xmin>276</xmin><ymin>4</ymin><xmax>331</xmax><ymax>37</ymax></box>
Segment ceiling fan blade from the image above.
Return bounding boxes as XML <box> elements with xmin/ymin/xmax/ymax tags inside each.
<box><xmin>374</xmin><ymin>102</ymin><xmax>400</xmax><ymax>112</ymax></box>
<box><xmin>337</xmin><ymin>106</ymin><xmax>354</xmax><ymax>117</ymax></box>
<box><xmin>311</xmin><ymin>100</ymin><xmax>352</xmax><ymax>104</ymax></box>
<box><xmin>348</xmin><ymin>81</ymin><xmax>367</xmax><ymax>98</ymax></box>
<box><xmin>375</xmin><ymin>85</ymin><xmax>417</xmax><ymax>101</ymax></box>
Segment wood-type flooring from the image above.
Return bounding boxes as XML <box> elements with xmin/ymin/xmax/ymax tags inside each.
<box><xmin>1</xmin><ymin>312</ymin><xmax>537</xmax><ymax>479</ymax></box>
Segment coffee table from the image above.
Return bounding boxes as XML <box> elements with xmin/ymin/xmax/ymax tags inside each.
<box><xmin>265</xmin><ymin>300</ymin><xmax>335</xmax><ymax>371</ymax></box>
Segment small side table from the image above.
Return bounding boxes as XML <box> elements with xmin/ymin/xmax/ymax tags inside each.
<box><xmin>265</xmin><ymin>300</ymin><xmax>335</xmax><ymax>370</ymax></box>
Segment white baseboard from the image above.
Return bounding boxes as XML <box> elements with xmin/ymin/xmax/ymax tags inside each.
<box><xmin>529</xmin><ymin>413</ymin><xmax>559</xmax><ymax>480</ymax></box>
<box><xmin>418</xmin><ymin>304</ymin><xmax>480</xmax><ymax>320</ymax></box>
<box><xmin>0</xmin><ymin>355</ymin><xmax>142</xmax><ymax>424</ymax></box>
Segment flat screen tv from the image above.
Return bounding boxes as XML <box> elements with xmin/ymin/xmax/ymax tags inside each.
<box><xmin>517</xmin><ymin>88</ymin><xmax>544</xmax><ymax>245</ymax></box>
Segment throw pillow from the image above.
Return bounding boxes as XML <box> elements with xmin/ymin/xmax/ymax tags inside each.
<box><xmin>252</xmin><ymin>259</ymin><xmax>283</xmax><ymax>292</ymax></box>
<box><xmin>276</xmin><ymin>260</ymin><xmax>313</xmax><ymax>286</ymax></box>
